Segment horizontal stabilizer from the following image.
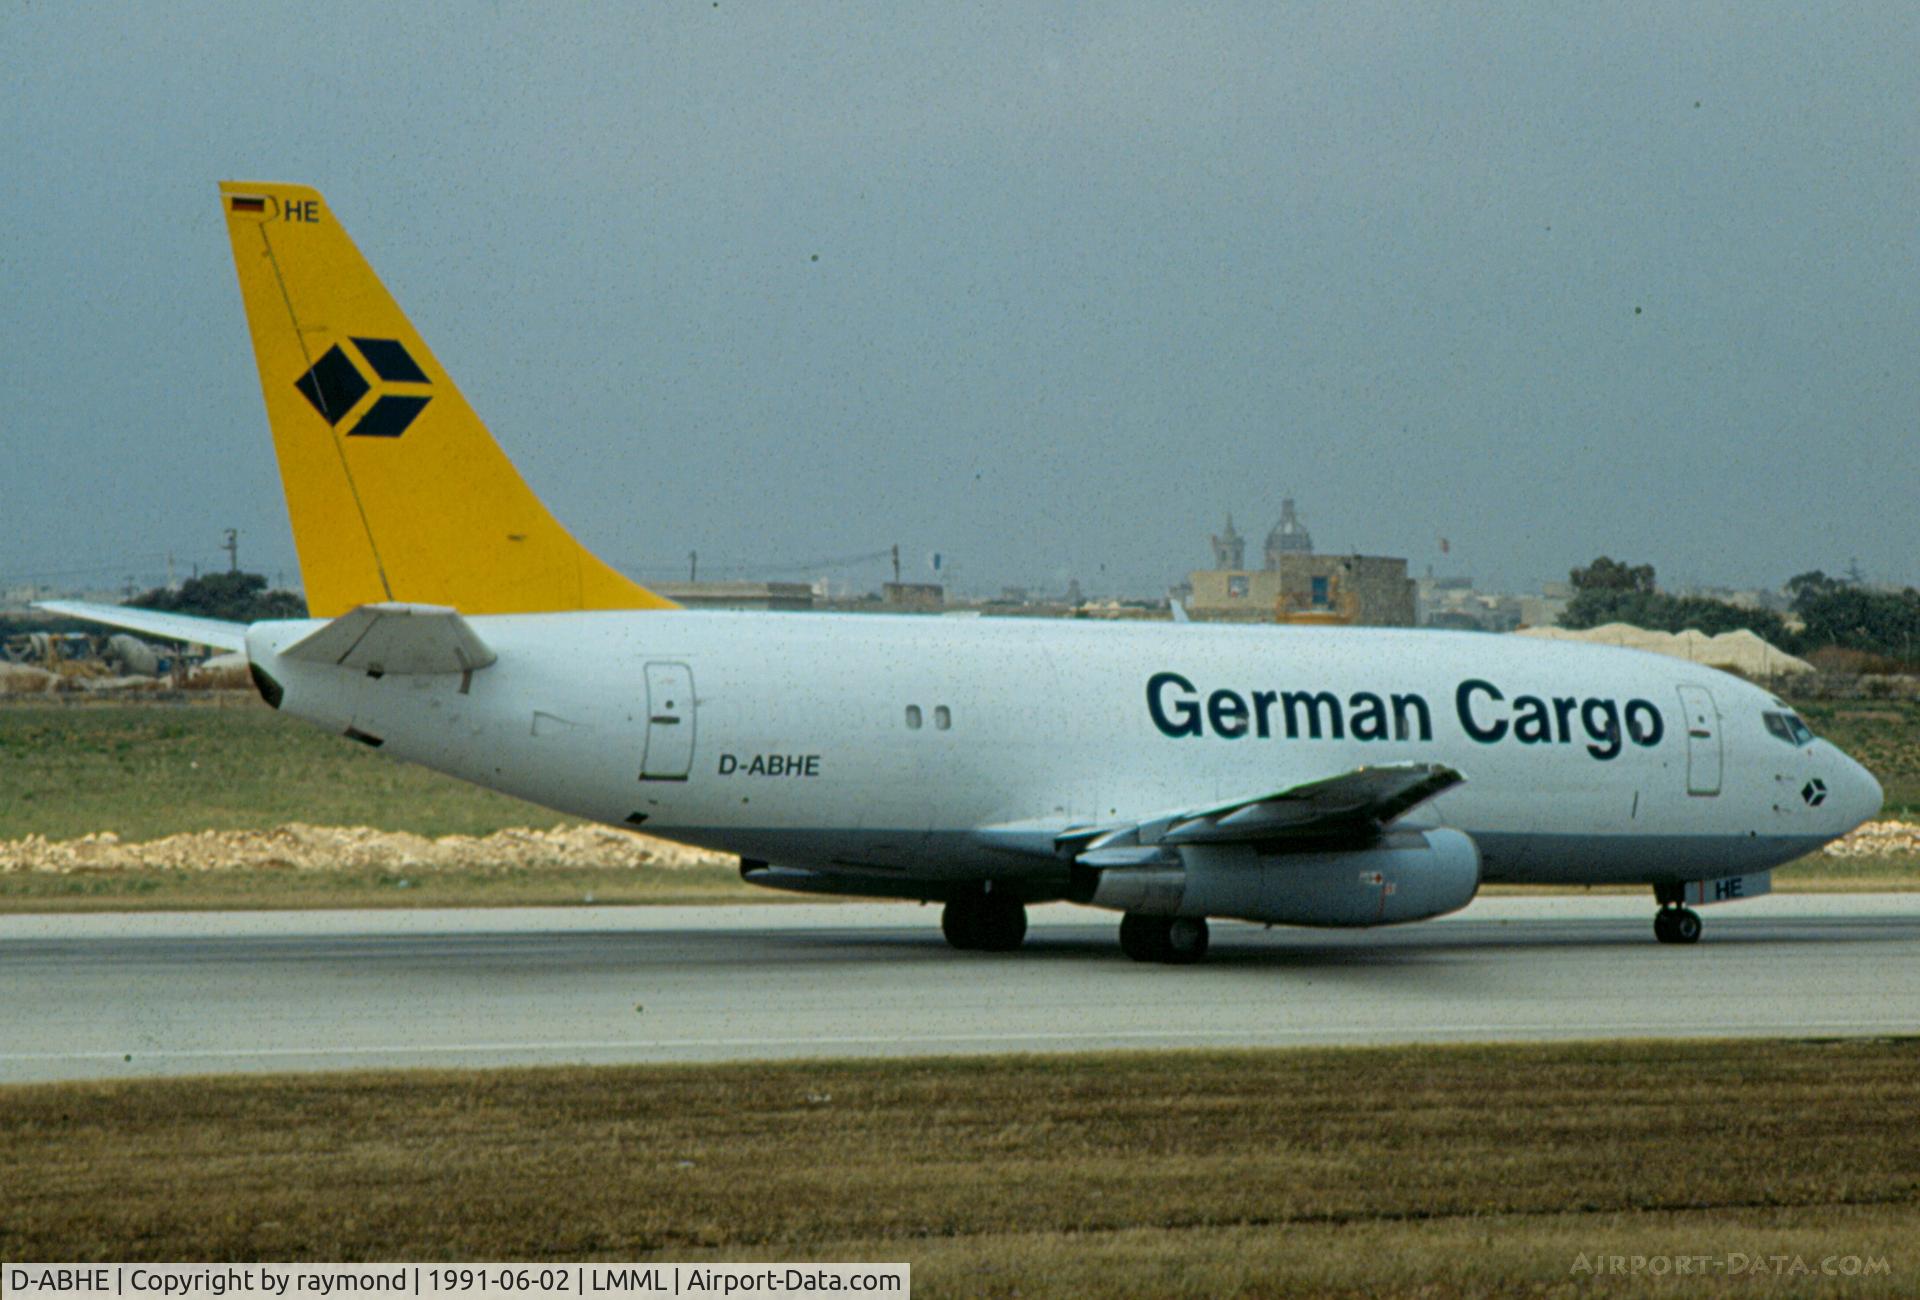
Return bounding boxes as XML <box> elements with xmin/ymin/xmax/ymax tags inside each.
<box><xmin>1061</xmin><ymin>762</ymin><xmax>1464</xmax><ymax>856</ymax></box>
<box><xmin>280</xmin><ymin>603</ymin><xmax>496</xmax><ymax>676</ymax></box>
<box><xmin>33</xmin><ymin>601</ymin><xmax>248</xmax><ymax>652</ymax></box>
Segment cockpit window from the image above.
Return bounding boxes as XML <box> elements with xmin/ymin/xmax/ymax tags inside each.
<box><xmin>1763</xmin><ymin>711</ymin><xmax>1816</xmax><ymax>746</ymax></box>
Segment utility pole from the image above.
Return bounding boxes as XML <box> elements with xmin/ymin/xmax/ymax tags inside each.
<box><xmin>891</xmin><ymin>544</ymin><xmax>901</xmax><ymax>585</ymax></box>
<box><xmin>222</xmin><ymin>529</ymin><xmax>240</xmax><ymax>573</ymax></box>
<box><xmin>689</xmin><ymin>550</ymin><xmax>698</xmax><ymax>582</ymax></box>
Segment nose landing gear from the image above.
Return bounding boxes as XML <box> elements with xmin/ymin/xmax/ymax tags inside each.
<box><xmin>1652</xmin><ymin>884</ymin><xmax>1702</xmax><ymax>944</ymax></box>
<box><xmin>1653</xmin><ymin>906</ymin><xmax>1702</xmax><ymax>944</ymax></box>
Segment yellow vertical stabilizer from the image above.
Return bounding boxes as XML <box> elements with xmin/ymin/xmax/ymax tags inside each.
<box><xmin>219</xmin><ymin>182</ymin><xmax>675</xmax><ymax>617</ymax></box>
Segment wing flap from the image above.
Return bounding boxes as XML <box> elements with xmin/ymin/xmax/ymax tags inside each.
<box><xmin>33</xmin><ymin>601</ymin><xmax>248</xmax><ymax>652</ymax></box>
<box><xmin>1077</xmin><ymin>845</ymin><xmax>1181</xmax><ymax>869</ymax></box>
<box><xmin>280</xmin><ymin>602</ymin><xmax>496</xmax><ymax>675</ymax></box>
<box><xmin>1064</xmin><ymin>762</ymin><xmax>1463</xmax><ymax>857</ymax></box>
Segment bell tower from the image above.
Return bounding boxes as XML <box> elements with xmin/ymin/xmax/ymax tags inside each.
<box><xmin>1210</xmin><ymin>515</ymin><xmax>1245</xmax><ymax>569</ymax></box>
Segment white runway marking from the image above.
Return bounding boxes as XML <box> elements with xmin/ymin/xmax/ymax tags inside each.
<box><xmin>3</xmin><ymin>895</ymin><xmax>1916</xmax><ymax>1082</ymax></box>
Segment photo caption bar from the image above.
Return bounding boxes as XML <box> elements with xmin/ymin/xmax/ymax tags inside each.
<box><xmin>2</xmin><ymin>1265</ymin><xmax>909</xmax><ymax>1300</ymax></box>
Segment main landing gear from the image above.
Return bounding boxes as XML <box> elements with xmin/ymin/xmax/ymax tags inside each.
<box><xmin>1118</xmin><ymin>913</ymin><xmax>1210</xmax><ymax>964</ymax></box>
<box><xmin>1652</xmin><ymin>884</ymin><xmax>1702</xmax><ymax>944</ymax></box>
<box><xmin>941</xmin><ymin>888</ymin><xmax>1028</xmax><ymax>952</ymax></box>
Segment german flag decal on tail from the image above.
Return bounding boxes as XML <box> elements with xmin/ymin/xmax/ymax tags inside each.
<box><xmin>218</xmin><ymin>181</ymin><xmax>676</xmax><ymax>618</ymax></box>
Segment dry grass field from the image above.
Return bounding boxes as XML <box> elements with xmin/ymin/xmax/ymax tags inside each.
<box><xmin>0</xmin><ymin>695</ymin><xmax>556</xmax><ymax>842</ymax></box>
<box><xmin>4</xmin><ymin>1040</ymin><xmax>1916</xmax><ymax>1295</ymax></box>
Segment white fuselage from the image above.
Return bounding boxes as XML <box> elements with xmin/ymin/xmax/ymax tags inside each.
<box><xmin>246</xmin><ymin>612</ymin><xmax>1881</xmax><ymax>898</ymax></box>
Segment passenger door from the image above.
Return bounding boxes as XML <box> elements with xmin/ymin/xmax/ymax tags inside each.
<box><xmin>641</xmin><ymin>662</ymin><xmax>695</xmax><ymax>781</ymax></box>
<box><xmin>1676</xmin><ymin>684</ymin><xmax>1721</xmax><ymax>796</ymax></box>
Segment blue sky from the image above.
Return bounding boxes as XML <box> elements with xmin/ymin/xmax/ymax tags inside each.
<box><xmin>4</xmin><ymin>2</ymin><xmax>1915</xmax><ymax>598</ymax></box>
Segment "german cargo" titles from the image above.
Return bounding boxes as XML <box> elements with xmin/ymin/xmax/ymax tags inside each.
<box><xmin>1146</xmin><ymin>671</ymin><xmax>1663</xmax><ymax>760</ymax></box>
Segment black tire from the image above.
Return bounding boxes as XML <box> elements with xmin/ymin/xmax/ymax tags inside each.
<box><xmin>941</xmin><ymin>899</ymin><xmax>981</xmax><ymax>950</ymax></box>
<box><xmin>1653</xmin><ymin>910</ymin><xmax>1677</xmax><ymax>944</ymax></box>
<box><xmin>1119</xmin><ymin>912</ymin><xmax>1170</xmax><ymax>963</ymax></box>
<box><xmin>1670</xmin><ymin>908</ymin><xmax>1703</xmax><ymax>944</ymax></box>
<box><xmin>1163</xmin><ymin>917</ymin><xmax>1209</xmax><ymax>965</ymax></box>
<box><xmin>943</xmin><ymin>891</ymin><xmax>1028</xmax><ymax>952</ymax></box>
<box><xmin>975</xmin><ymin>894</ymin><xmax>1029</xmax><ymax>952</ymax></box>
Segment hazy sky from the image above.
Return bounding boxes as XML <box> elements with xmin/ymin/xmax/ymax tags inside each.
<box><xmin>4</xmin><ymin>3</ymin><xmax>1915</xmax><ymax>599</ymax></box>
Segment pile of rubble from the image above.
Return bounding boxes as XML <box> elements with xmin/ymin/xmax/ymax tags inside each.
<box><xmin>0</xmin><ymin>662</ymin><xmax>61</xmax><ymax>694</ymax></box>
<box><xmin>1515</xmin><ymin>623</ymin><xmax>1816</xmax><ymax>676</ymax></box>
<box><xmin>0</xmin><ymin>823</ymin><xmax>738</xmax><ymax>874</ymax></box>
<box><xmin>0</xmin><ymin>663</ymin><xmax>250</xmax><ymax>695</ymax></box>
<box><xmin>1820</xmin><ymin>820</ymin><xmax>1920</xmax><ymax>858</ymax></box>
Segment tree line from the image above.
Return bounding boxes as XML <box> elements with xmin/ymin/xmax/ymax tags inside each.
<box><xmin>125</xmin><ymin>571</ymin><xmax>307</xmax><ymax>622</ymax></box>
<box><xmin>1562</xmin><ymin>557</ymin><xmax>1920</xmax><ymax>666</ymax></box>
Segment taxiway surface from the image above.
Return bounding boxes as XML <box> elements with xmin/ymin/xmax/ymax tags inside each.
<box><xmin>4</xmin><ymin>894</ymin><xmax>1916</xmax><ymax>1082</ymax></box>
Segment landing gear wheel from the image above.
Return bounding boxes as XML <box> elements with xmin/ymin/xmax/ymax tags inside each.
<box><xmin>941</xmin><ymin>900</ymin><xmax>981</xmax><ymax>950</ymax></box>
<box><xmin>1118</xmin><ymin>914</ymin><xmax>1210</xmax><ymax>964</ymax></box>
<box><xmin>941</xmin><ymin>891</ymin><xmax>1028</xmax><ymax>952</ymax></box>
<box><xmin>1163</xmin><ymin>917</ymin><xmax>1209</xmax><ymax>965</ymax></box>
<box><xmin>1654</xmin><ymin>906</ymin><xmax>1702</xmax><ymax>945</ymax></box>
<box><xmin>1669</xmin><ymin>907</ymin><xmax>1702</xmax><ymax>944</ymax></box>
<box><xmin>974</xmin><ymin>893</ymin><xmax>1028</xmax><ymax>952</ymax></box>
<box><xmin>1119</xmin><ymin>912</ymin><xmax>1169</xmax><ymax>963</ymax></box>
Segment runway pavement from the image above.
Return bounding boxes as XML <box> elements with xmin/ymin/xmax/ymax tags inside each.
<box><xmin>3</xmin><ymin>894</ymin><xmax>1917</xmax><ymax>1082</ymax></box>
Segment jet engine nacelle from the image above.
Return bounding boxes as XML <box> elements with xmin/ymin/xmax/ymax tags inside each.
<box><xmin>1088</xmin><ymin>828</ymin><xmax>1481</xmax><ymax>927</ymax></box>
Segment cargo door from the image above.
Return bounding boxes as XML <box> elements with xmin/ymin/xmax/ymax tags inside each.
<box><xmin>1676</xmin><ymin>684</ymin><xmax>1720</xmax><ymax>796</ymax></box>
<box><xmin>641</xmin><ymin>662</ymin><xmax>695</xmax><ymax>781</ymax></box>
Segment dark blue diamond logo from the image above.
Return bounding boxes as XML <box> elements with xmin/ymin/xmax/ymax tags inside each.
<box><xmin>350</xmin><ymin>394</ymin><xmax>433</xmax><ymax>438</ymax></box>
<box><xmin>351</xmin><ymin>337</ymin><xmax>430</xmax><ymax>384</ymax></box>
<box><xmin>292</xmin><ymin>338</ymin><xmax>433</xmax><ymax>437</ymax></box>
<box><xmin>1801</xmin><ymin>779</ymin><xmax>1827</xmax><ymax>807</ymax></box>
<box><xmin>293</xmin><ymin>345</ymin><xmax>369</xmax><ymax>426</ymax></box>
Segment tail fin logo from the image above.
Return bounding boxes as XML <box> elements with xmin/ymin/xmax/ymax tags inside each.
<box><xmin>293</xmin><ymin>337</ymin><xmax>433</xmax><ymax>438</ymax></box>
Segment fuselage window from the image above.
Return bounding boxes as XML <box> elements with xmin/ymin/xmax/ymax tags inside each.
<box><xmin>934</xmin><ymin>705</ymin><xmax>951</xmax><ymax>730</ymax></box>
<box><xmin>905</xmin><ymin>705</ymin><xmax>922</xmax><ymax>730</ymax></box>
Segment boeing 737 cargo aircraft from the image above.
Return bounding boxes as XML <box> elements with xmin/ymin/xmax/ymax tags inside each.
<box><xmin>44</xmin><ymin>183</ymin><xmax>1883</xmax><ymax>962</ymax></box>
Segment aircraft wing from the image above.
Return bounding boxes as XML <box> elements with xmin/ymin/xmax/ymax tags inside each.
<box><xmin>280</xmin><ymin>602</ymin><xmax>496</xmax><ymax>676</ymax></box>
<box><xmin>1061</xmin><ymin>762</ymin><xmax>1464</xmax><ymax>866</ymax></box>
<box><xmin>33</xmin><ymin>601</ymin><xmax>248</xmax><ymax>652</ymax></box>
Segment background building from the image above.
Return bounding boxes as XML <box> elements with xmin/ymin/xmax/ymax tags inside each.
<box><xmin>653</xmin><ymin>581</ymin><xmax>815</xmax><ymax>611</ymax></box>
<box><xmin>1186</xmin><ymin>500</ymin><xmax>1416</xmax><ymax>625</ymax></box>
